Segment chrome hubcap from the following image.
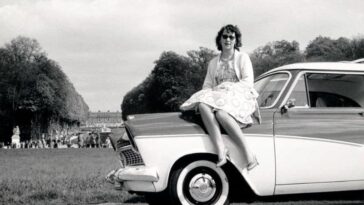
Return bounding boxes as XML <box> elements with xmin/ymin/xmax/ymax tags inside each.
<box><xmin>188</xmin><ymin>173</ymin><xmax>216</xmax><ymax>202</ymax></box>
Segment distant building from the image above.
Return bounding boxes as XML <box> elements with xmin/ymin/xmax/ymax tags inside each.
<box><xmin>85</xmin><ymin>111</ymin><xmax>123</xmax><ymax>128</ymax></box>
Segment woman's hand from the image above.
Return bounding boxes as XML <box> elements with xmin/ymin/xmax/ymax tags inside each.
<box><xmin>215</xmin><ymin>82</ymin><xmax>235</xmax><ymax>91</ymax></box>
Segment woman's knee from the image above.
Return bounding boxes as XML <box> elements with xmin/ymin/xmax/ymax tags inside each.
<box><xmin>215</xmin><ymin>110</ymin><xmax>230</xmax><ymax>123</ymax></box>
<box><xmin>198</xmin><ymin>103</ymin><xmax>212</xmax><ymax>113</ymax></box>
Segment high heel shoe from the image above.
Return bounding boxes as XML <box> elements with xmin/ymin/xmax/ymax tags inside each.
<box><xmin>216</xmin><ymin>149</ymin><xmax>230</xmax><ymax>167</ymax></box>
<box><xmin>247</xmin><ymin>156</ymin><xmax>259</xmax><ymax>171</ymax></box>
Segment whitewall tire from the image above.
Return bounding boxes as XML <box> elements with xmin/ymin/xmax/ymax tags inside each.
<box><xmin>170</xmin><ymin>160</ymin><xmax>229</xmax><ymax>205</ymax></box>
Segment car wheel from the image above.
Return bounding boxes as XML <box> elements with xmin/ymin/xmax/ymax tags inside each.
<box><xmin>169</xmin><ymin>160</ymin><xmax>229</xmax><ymax>205</ymax></box>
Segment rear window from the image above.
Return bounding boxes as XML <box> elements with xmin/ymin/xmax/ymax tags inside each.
<box><xmin>307</xmin><ymin>73</ymin><xmax>364</xmax><ymax>107</ymax></box>
<box><xmin>289</xmin><ymin>72</ymin><xmax>364</xmax><ymax>108</ymax></box>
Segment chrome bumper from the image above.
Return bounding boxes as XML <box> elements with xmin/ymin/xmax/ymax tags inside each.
<box><xmin>106</xmin><ymin>166</ymin><xmax>159</xmax><ymax>192</ymax></box>
<box><xmin>116</xmin><ymin>166</ymin><xmax>159</xmax><ymax>181</ymax></box>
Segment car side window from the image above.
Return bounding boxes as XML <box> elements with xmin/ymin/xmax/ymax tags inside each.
<box><xmin>255</xmin><ymin>73</ymin><xmax>289</xmax><ymax>107</ymax></box>
<box><xmin>306</xmin><ymin>73</ymin><xmax>364</xmax><ymax>108</ymax></box>
<box><xmin>288</xmin><ymin>75</ymin><xmax>309</xmax><ymax>107</ymax></box>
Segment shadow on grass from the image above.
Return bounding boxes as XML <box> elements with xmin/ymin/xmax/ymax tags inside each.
<box><xmin>253</xmin><ymin>190</ymin><xmax>364</xmax><ymax>204</ymax></box>
<box><xmin>117</xmin><ymin>190</ymin><xmax>364</xmax><ymax>204</ymax></box>
<box><xmin>123</xmin><ymin>194</ymin><xmax>145</xmax><ymax>203</ymax></box>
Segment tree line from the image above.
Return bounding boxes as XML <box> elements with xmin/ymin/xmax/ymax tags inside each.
<box><xmin>121</xmin><ymin>35</ymin><xmax>364</xmax><ymax>119</ymax></box>
<box><xmin>0</xmin><ymin>36</ymin><xmax>89</xmax><ymax>144</ymax></box>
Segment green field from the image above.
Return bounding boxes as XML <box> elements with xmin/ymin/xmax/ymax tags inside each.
<box><xmin>0</xmin><ymin>148</ymin><xmax>139</xmax><ymax>205</ymax></box>
<box><xmin>1</xmin><ymin>148</ymin><xmax>363</xmax><ymax>205</ymax></box>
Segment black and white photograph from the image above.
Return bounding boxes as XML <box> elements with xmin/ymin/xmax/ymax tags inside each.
<box><xmin>1</xmin><ymin>0</ymin><xmax>364</xmax><ymax>204</ymax></box>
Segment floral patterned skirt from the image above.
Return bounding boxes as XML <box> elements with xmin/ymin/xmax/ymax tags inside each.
<box><xmin>180</xmin><ymin>82</ymin><xmax>259</xmax><ymax>125</ymax></box>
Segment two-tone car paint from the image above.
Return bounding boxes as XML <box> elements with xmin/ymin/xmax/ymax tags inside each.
<box><xmin>109</xmin><ymin>62</ymin><xmax>364</xmax><ymax>204</ymax></box>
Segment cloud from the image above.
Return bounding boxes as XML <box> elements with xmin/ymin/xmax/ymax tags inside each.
<box><xmin>1</xmin><ymin>0</ymin><xmax>364</xmax><ymax>111</ymax></box>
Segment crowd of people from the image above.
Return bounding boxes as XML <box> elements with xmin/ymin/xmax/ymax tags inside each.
<box><xmin>0</xmin><ymin>127</ymin><xmax>112</xmax><ymax>149</ymax></box>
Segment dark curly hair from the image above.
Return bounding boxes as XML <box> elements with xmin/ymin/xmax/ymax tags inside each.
<box><xmin>215</xmin><ymin>24</ymin><xmax>242</xmax><ymax>51</ymax></box>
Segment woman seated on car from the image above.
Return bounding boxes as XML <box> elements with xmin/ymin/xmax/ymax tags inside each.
<box><xmin>181</xmin><ymin>24</ymin><xmax>259</xmax><ymax>170</ymax></box>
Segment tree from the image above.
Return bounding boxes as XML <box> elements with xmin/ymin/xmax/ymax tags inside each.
<box><xmin>250</xmin><ymin>40</ymin><xmax>304</xmax><ymax>76</ymax></box>
<box><xmin>305</xmin><ymin>36</ymin><xmax>353</xmax><ymax>62</ymax></box>
<box><xmin>121</xmin><ymin>35</ymin><xmax>364</xmax><ymax>120</ymax></box>
<box><xmin>4</xmin><ymin>36</ymin><xmax>45</xmax><ymax>63</ymax></box>
<box><xmin>121</xmin><ymin>47</ymin><xmax>215</xmax><ymax>120</ymax></box>
<box><xmin>351</xmin><ymin>36</ymin><xmax>364</xmax><ymax>60</ymax></box>
<box><xmin>0</xmin><ymin>36</ymin><xmax>88</xmax><ymax>143</ymax></box>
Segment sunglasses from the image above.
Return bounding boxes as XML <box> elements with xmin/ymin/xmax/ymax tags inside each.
<box><xmin>222</xmin><ymin>34</ymin><xmax>235</xmax><ymax>40</ymax></box>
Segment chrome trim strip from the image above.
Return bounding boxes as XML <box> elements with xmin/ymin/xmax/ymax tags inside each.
<box><xmin>256</xmin><ymin>71</ymin><xmax>292</xmax><ymax>109</ymax></box>
<box><xmin>277</xmin><ymin>179</ymin><xmax>364</xmax><ymax>186</ymax></box>
<box><xmin>265</xmin><ymin>62</ymin><xmax>364</xmax><ymax>75</ymax></box>
<box><xmin>136</xmin><ymin>134</ymin><xmax>208</xmax><ymax>139</ymax></box>
<box><xmin>135</xmin><ymin>133</ymin><xmax>273</xmax><ymax>139</ymax></box>
<box><xmin>132</xmin><ymin>123</ymin><xmax>201</xmax><ymax>128</ymax></box>
<box><xmin>124</xmin><ymin>125</ymin><xmax>140</xmax><ymax>151</ymax></box>
<box><xmin>279</xmin><ymin>71</ymin><xmax>304</xmax><ymax>108</ymax></box>
<box><xmin>275</xmin><ymin>134</ymin><xmax>363</xmax><ymax>147</ymax></box>
<box><xmin>136</xmin><ymin>133</ymin><xmax>362</xmax><ymax>146</ymax></box>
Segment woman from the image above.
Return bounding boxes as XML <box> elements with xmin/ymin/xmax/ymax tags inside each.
<box><xmin>180</xmin><ymin>24</ymin><xmax>259</xmax><ymax>170</ymax></box>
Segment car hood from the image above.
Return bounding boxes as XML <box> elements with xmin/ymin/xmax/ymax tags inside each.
<box><xmin>124</xmin><ymin>112</ymin><xmax>207</xmax><ymax>137</ymax></box>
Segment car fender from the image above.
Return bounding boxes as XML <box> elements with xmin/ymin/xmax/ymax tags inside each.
<box><xmin>134</xmin><ymin>133</ymin><xmax>276</xmax><ymax>196</ymax></box>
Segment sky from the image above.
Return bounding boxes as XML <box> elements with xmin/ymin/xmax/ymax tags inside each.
<box><xmin>1</xmin><ymin>0</ymin><xmax>363</xmax><ymax>112</ymax></box>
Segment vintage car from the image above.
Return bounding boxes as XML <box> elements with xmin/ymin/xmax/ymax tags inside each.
<box><xmin>107</xmin><ymin>61</ymin><xmax>364</xmax><ymax>205</ymax></box>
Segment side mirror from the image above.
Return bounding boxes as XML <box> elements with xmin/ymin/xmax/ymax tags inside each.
<box><xmin>281</xmin><ymin>99</ymin><xmax>296</xmax><ymax>114</ymax></box>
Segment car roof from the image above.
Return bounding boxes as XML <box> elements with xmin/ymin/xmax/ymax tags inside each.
<box><xmin>352</xmin><ymin>58</ymin><xmax>364</xmax><ymax>63</ymax></box>
<box><xmin>265</xmin><ymin>62</ymin><xmax>364</xmax><ymax>74</ymax></box>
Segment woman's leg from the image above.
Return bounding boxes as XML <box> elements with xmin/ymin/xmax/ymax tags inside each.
<box><xmin>198</xmin><ymin>103</ymin><xmax>227</xmax><ymax>166</ymax></box>
<box><xmin>215</xmin><ymin>110</ymin><xmax>255</xmax><ymax>164</ymax></box>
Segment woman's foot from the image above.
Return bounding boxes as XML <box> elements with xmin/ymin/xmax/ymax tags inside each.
<box><xmin>217</xmin><ymin>149</ymin><xmax>230</xmax><ymax>167</ymax></box>
<box><xmin>247</xmin><ymin>156</ymin><xmax>259</xmax><ymax>171</ymax></box>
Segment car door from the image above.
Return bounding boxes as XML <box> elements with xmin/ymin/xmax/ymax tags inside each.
<box><xmin>241</xmin><ymin>72</ymin><xmax>291</xmax><ymax>196</ymax></box>
<box><xmin>274</xmin><ymin>71</ymin><xmax>364</xmax><ymax>194</ymax></box>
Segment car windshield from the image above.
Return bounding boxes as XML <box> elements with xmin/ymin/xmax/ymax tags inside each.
<box><xmin>255</xmin><ymin>73</ymin><xmax>289</xmax><ymax>107</ymax></box>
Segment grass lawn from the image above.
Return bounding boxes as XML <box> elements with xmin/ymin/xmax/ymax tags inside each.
<box><xmin>1</xmin><ymin>148</ymin><xmax>363</xmax><ymax>205</ymax></box>
<box><xmin>0</xmin><ymin>148</ymin><xmax>137</xmax><ymax>205</ymax></box>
